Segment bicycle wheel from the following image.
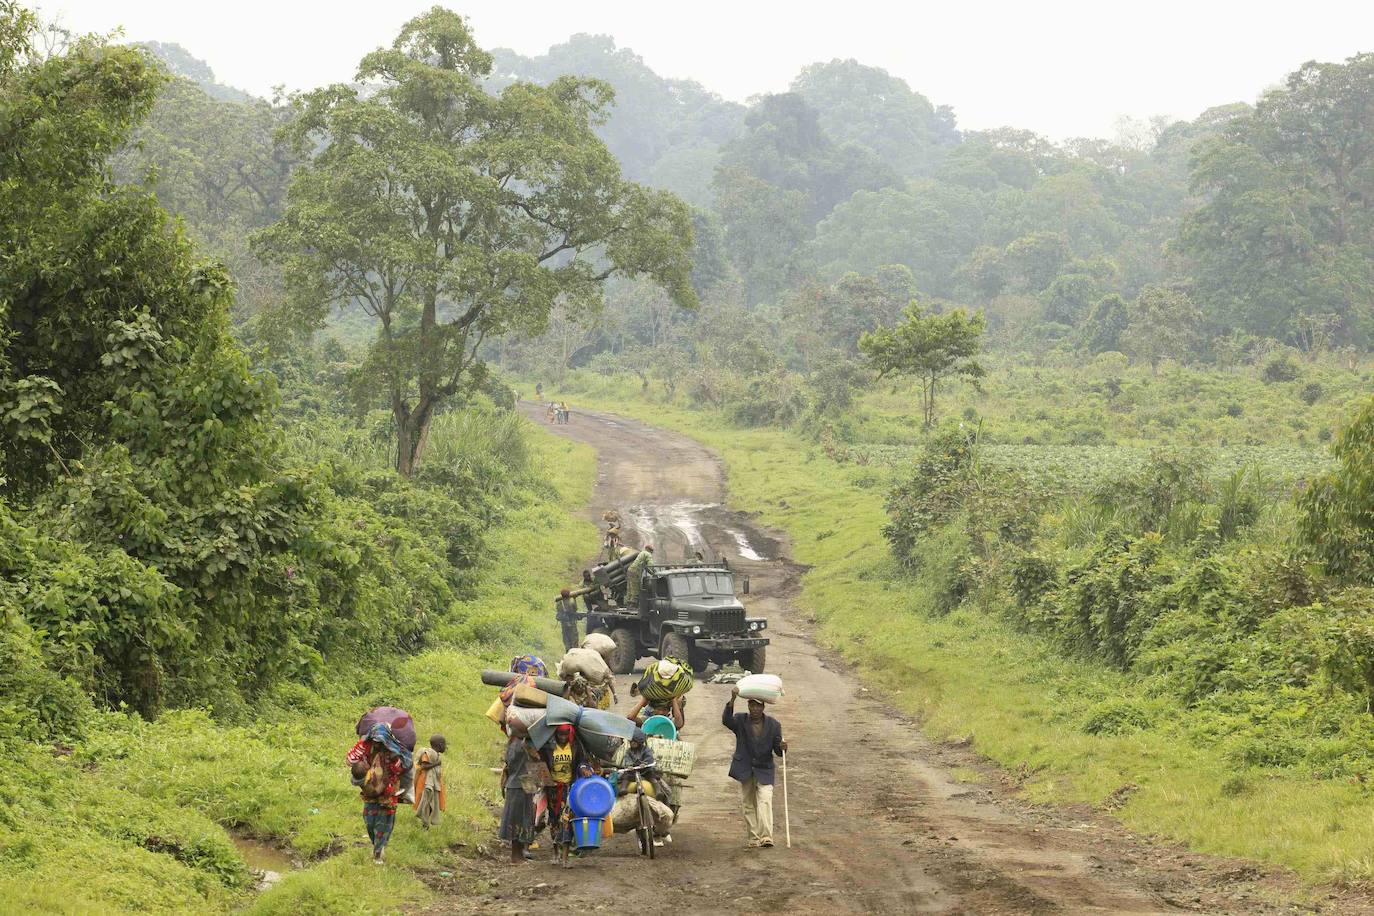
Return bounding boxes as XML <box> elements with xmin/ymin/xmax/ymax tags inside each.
<box><xmin>639</xmin><ymin>794</ymin><xmax>656</xmax><ymax>859</ymax></box>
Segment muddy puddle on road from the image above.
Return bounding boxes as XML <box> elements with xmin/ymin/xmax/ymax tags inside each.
<box><xmin>232</xmin><ymin>835</ymin><xmax>293</xmax><ymax>891</ymax></box>
<box><xmin>622</xmin><ymin>501</ymin><xmax>773</xmax><ymax>564</ymax></box>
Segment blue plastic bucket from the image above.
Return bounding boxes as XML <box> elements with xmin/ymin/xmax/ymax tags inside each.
<box><xmin>572</xmin><ymin>817</ymin><xmax>603</xmax><ymax>849</ymax></box>
<box><xmin>641</xmin><ymin>715</ymin><xmax>677</xmax><ymax>740</ymax></box>
<box><xmin>569</xmin><ymin>776</ymin><xmax>615</xmax><ymax>819</ymax></box>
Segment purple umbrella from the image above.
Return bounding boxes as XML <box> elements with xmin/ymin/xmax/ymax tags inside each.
<box><xmin>356</xmin><ymin>706</ymin><xmax>417</xmax><ymax>751</ymax></box>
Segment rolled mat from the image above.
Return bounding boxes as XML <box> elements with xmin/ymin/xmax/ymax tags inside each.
<box><xmin>480</xmin><ymin>669</ymin><xmax>568</xmax><ymax>696</ymax></box>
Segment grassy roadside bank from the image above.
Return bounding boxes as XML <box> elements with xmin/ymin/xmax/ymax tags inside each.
<box><xmin>0</xmin><ymin>425</ymin><xmax>594</xmax><ymax>915</ymax></box>
<box><xmin>551</xmin><ymin>383</ymin><xmax>1374</xmax><ymax>887</ymax></box>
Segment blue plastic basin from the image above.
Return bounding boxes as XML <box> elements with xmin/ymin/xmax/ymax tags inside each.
<box><xmin>569</xmin><ymin>776</ymin><xmax>615</xmax><ymax>819</ymax></box>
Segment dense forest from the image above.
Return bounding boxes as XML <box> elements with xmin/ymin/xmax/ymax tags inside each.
<box><xmin>114</xmin><ymin>29</ymin><xmax>1374</xmax><ymax>385</ymax></box>
<box><xmin>5</xmin><ymin>0</ymin><xmax>1374</xmax><ymax>909</ymax></box>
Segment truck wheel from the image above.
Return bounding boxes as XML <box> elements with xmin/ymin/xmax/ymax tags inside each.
<box><xmin>661</xmin><ymin>631</ymin><xmax>691</xmax><ymax>667</ymax></box>
<box><xmin>741</xmin><ymin>646</ymin><xmax>766</xmax><ymax>674</ymax></box>
<box><xmin>608</xmin><ymin>627</ymin><xmax>638</xmax><ymax>675</ymax></box>
<box><xmin>687</xmin><ymin>645</ymin><xmax>710</xmax><ymax>675</ymax></box>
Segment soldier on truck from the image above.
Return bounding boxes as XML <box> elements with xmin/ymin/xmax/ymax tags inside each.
<box><xmin>555</xmin><ymin>537</ymin><xmax>768</xmax><ymax>676</ymax></box>
<box><xmin>625</xmin><ymin>544</ymin><xmax>654</xmax><ymax>602</ymax></box>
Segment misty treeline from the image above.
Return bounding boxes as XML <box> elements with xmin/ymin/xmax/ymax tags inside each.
<box><xmin>117</xmin><ymin>24</ymin><xmax>1374</xmax><ymax>429</ymax></box>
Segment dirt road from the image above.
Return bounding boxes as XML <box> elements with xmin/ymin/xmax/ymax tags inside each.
<box><xmin>433</xmin><ymin>405</ymin><xmax>1364</xmax><ymax>915</ymax></box>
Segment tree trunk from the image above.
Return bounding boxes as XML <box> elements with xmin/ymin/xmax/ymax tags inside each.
<box><xmin>395</xmin><ymin>396</ymin><xmax>437</xmax><ymax>477</ymax></box>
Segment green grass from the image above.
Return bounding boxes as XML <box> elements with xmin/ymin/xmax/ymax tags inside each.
<box><xmin>552</xmin><ymin>379</ymin><xmax>1374</xmax><ymax>886</ymax></box>
<box><xmin>0</xmin><ymin>425</ymin><xmax>595</xmax><ymax>914</ymax></box>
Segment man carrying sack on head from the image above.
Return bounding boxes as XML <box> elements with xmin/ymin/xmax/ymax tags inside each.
<box><xmin>722</xmin><ymin>686</ymin><xmax>788</xmax><ymax>848</ymax></box>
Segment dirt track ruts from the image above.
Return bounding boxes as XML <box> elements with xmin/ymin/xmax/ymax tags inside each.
<box><xmin>426</xmin><ymin>403</ymin><xmax>1370</xmax><ymax>915</ymax></box>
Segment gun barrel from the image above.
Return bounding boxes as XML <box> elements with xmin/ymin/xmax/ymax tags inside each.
<box><xmin>593</xmin><ymin>552</ymin><xmax>634</xmax><ymax>585</ymax></box>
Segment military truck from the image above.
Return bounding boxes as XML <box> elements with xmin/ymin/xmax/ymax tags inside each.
<box><xmin>556</xmin><ymin>551</ymin><xmax>768</xmax><ymax>675</ymax></box>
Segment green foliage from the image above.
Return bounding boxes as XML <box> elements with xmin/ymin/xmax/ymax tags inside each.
<box><xmin>1299</xmin><ymin>396</ymin><xmax>1374</xmax><ymax>582</ymax></box>
<box><xmin>1081</xmin><ymin>697</ymin><xmax>1154</xmax><ymax>735</ymax></box>
<box><xmin>860</xmin><ymin>303</ymin><xmax>986</xmax><ymax>427</ymax></box>
<box><xmin>258</xmin><ymin>9</ymin><xmax>695</xmax><ymax>476</ymax></box>
<box><xmin>1123</xmin><ymin>284</ymin><xmax>1200</xmax><ymax>373</ymax></box>
<box><xmin>1264</xmin><ymin>355</ymin><xmax>1301</xmax><ymax>383</ymax></box>
<box><xmin>111</xmin><ymin>63</ymin><xmax>295</xmax><ymax>322</ymax></box>
<box><xmin>1095</xmin><ymin>449</ymin><xmax>1211</xmax><ymax>536</ymax></box>
<box><xmin>488</xmin><ymin>34</ymin><xmax>744</xmax><ymax>206</ymax></box>
<box><xmin>790</xmin><ymin>58</ymin><xmax>952</xmax><ymax>177</ymax></box>
<box><xmin>1081</xmin><ymin>294</ymin><xmax>1129</xmax><ymax>354</ymax></box>
<box><xmin>1181</xmin><ymin>54</ymin><xmax>1374</xmax><ymax>347</ymax></box>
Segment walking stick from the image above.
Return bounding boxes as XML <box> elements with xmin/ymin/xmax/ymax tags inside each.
<box><xmin>782</xmin><ymin>749</ymin><xmax>792</xmax><ymax>848</ymax></box>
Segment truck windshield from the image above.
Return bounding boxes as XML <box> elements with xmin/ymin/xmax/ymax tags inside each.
<box><xmin>668</xmin><ymin>572</ymin><xmax>734</xmax><ymax>597</ymax></box>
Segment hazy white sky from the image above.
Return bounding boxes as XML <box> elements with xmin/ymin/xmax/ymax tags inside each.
<box><xmin>33</xmin><ymin>0</ymin><xmax>1374</xmax><ymax>140</ymax></box>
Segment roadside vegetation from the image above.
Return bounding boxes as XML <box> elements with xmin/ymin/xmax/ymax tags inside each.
<box><xmin>7</xmin><ymin>0</ymin><xmax>1374</xmax><ymax>904</ymax></box>
<box><xmin>549</xmin><ymin>370</ymin><xmax>1374</xmax><ymax>883</ymax></box>
<box><xmin>1</xmin><ymin>7</ymin><xmax>599</xmax><ymax>912</ymax></box>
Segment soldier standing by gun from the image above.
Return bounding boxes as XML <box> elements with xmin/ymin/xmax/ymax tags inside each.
<box><xmin>624</xmin><ymin>544</ymin><xmax>654</xmax><ymax>604</ymax></box>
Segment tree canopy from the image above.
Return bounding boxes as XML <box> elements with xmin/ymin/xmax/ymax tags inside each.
<box><xmin>258</xmin><ymin>8</ymin><xmax>696</xmax><ymax>474</ymax></box>
<box><xmin>860</xmin><ymin>303</ymin><xmax>986</xmax><ymax>427</ymax></box>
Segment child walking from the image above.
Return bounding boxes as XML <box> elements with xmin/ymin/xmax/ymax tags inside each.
<box><xmin>544</xmin><ymin>725</ymin><xmax>577</xmax><ymax>867</ymax></box>
<box><xmin>413</xmin><ymin>734</ymin><xmax>447</xmax><ymax>828</ymax></box>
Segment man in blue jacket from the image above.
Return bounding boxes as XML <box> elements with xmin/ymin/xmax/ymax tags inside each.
<box><xmin>723</xmin><ymin>686</ymin><xmax>788</xmax><ymax>847</ymax></box>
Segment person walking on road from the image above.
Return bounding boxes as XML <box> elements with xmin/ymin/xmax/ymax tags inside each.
<box><xmin>346</xmin><ymin>722</ymin><xmax>412</xmax><ymax>863</ymax></box>
<box><xmin>412</xmin><ymin>734</ymin><xmax>447</xmax><ymax>828</ymax></box>
<box><xmin>624</xmin><ymin>544</ymin><xmax>654</xmax><ymax>604</ymax></box>
<box><xmin>722</xmin><ymin>686</ymin><xmax>787</xmax><ymax>848</ymax></box>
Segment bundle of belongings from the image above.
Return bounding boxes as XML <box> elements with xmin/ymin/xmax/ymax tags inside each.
<box><xmin>557</xmin><ymin>647</ymin><xmax>611</xmax><ymax>685</ymax></box>
<box><xmin>611</xmin><ymin>793</ymin><xmax>676</xmax><ymax>836</ymax></box>
<box><xmin>558</xmin><ymin>643</ymin><xmax>617</xmax><ymax>710</ymax></box>
<box><xmin>482</xmin><ymin>652</ymin><xmax>637</xmax><ymax>763</ymax></box>
<box><xmin>636</xmin><ymin>656</ymin><xmax>693</xmax><ymax>704</ymax></box>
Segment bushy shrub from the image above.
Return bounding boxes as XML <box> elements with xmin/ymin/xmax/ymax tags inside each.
<box><xmin>1300</xmin><ymin>382</ymin><xmax>1323</xmax><ymax>405</ymax></box>
<box><xmin>0</xmin><ymin>610</ymin><xmax>93</xmax><ymax>744</ymax></box>
<box><xmin>883</xmin><ymin>428</ymin><xmax>980</xmax><ymax>567</ymax></box>
<box><xmin>728</xmin><ymin>371</ymin><xmax>810</xmax><ymax>428</ymax></box>
<box><xmin>1094</xmin><ymin>449</ymin><xmax>1211</xmax><ymax>537</ymax></box>
<box><xmin>1262</xmin><ymin>355</ymin><xmax>1300</xmax><ymax>383</ymax></box>
<box><xmin>1082</xmin><ymin>697</ymin><xmax>1154</xmax><ymax>735</ymax></box>
<box><xmin>1051</xmin><ymin>533</ymin><xmax>1172</xmax><ymax>668</ymax></box>
<box><xmin>1298</xmin><ymin>396</ymin><xmax>1374</xmax><ymax>583</ymax></box>
<box><xmin>1008</xmin><ymin>551</ymin><xmax>1058</xmax><ymax>612</ymax></box>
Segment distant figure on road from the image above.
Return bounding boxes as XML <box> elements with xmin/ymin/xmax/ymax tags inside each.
<box><xmin>723</xmin><ymin>686</ymin><xmax>787</xmax><ymax>848</ymax></box>
<box><xmin>536</xmin><ymin>382</ymin><xmax>543</xmax><ymax>399</ymax></box>
<box><xmin>625</xmin><ymin>544</ymin><xmax>654</xmax><ymax>604</ymax></box>
<box><xmin>602</xmin><ymin>510</ymin><xmax>624</xmax><ymax>563</ymax></box>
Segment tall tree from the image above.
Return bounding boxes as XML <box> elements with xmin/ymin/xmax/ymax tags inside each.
<box><xmin>860</xmin><ymin>303</ymin><xmax>986</xmax><ymax>428</ymax></box>
<box><xmin>790</xmin><ymin>58</ymin><xmax>954</xmax><ymax>176</ymax></box>
<box><xmin>1181</xmin><ymin>54</ymin><xmax>1374</xmax><ymax>346</ymax></box>
<box><xmin>1123</xmin><ymin>284</ymin><xmax>1200</xmax><ymax>374</ymax></box>
<box><xmin>112</xmin><ymin>72</ymin><xmax>296</xmax><ymax>321</ymax></box>
<box><xmin>258</xmin><ymin>8</ymin><xmax>695</xmax><ymax>474</ymax></box>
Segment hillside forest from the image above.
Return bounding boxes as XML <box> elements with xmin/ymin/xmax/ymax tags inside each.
<box><xmin>4</xmin><ymin>0</ymin><xmax>1374</xmax><ymax>910</ymax></box>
